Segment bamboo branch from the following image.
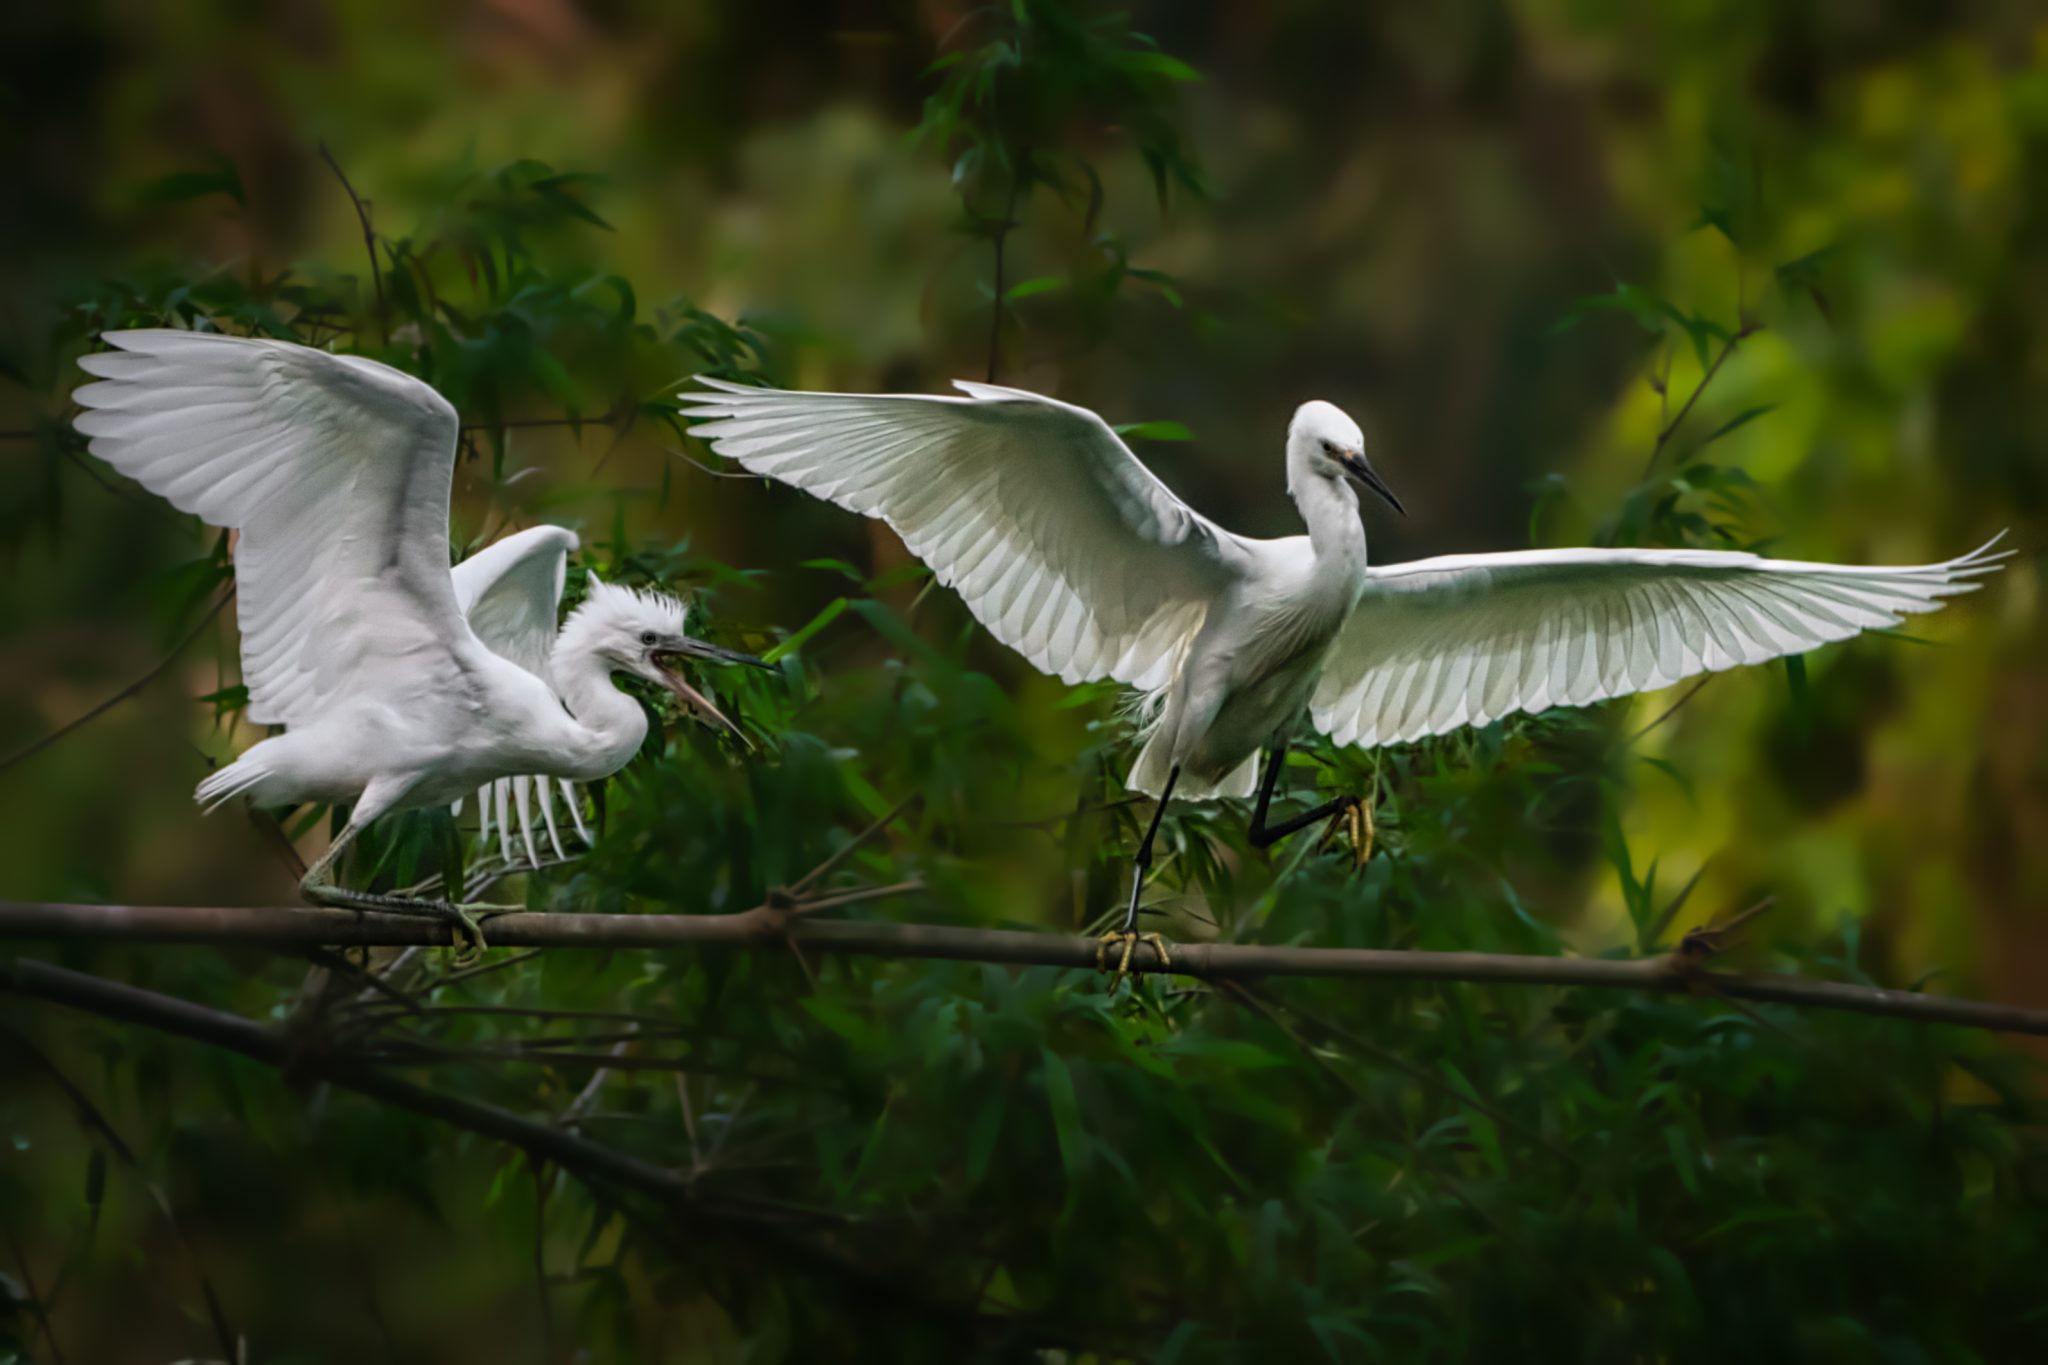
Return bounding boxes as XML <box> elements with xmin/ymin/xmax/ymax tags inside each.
<box><xmin>3</xmin><ymin>899</ymin><xmax>2046</xmax><ymax>1038</ymax></box>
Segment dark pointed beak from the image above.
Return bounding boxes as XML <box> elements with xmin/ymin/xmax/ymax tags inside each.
<box><xmin>1339</xmin><ymin>450</ymin><xmax>1406</xmax><ymax>517</ymax></box>
<box><xmin>651</xmin><ymin>636</ymin><xmax>768</xmax><ymax>747</ymax></box>
<box><xmin>664</xmin><ymin>636</ymin><xmax>773</xmax><ymax>671</ymax></box>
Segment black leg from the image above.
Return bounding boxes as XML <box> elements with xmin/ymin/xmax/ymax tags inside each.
<box><xmin>1247</xmin><ymin>739</ymin><xmax>1360</xmax><ymax>849</ymax></box>
<box><xmin>1121</xmin><ymin>765</ymin><xmax>1180</xmax><ymax>933</ymax></box>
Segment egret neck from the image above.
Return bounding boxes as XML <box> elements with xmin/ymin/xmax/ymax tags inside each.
<box><xmin>548</xmin><ymin>641</ymin><xmax>653</xmax><ymax>780</ymax></box>
<box><xmin>1286</xmin><ymin>423</ymin><xmax>1371</xmax><ymax>595</ymax></box>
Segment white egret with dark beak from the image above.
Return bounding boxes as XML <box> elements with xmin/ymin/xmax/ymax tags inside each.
<box><xmin>681</xmin><ymin>377</ymin><xmax>2005</xmax><ymax>972</ymax></box>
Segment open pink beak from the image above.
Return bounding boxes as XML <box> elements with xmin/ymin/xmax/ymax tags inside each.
<box><xmin>654</xmin><ymin>656</ymin><xmax>752</xmax><ymax>747</ymax></box>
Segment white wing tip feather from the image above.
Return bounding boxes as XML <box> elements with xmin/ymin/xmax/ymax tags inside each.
<box><xmin>1323</xmin><ymin>533</ymin><xmax>2012</xmax><ymax>753</ymax></box>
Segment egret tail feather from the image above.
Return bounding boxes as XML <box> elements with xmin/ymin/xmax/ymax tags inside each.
<box><xmin>194</xmin><ymin>758</ymin><xmax>271</xmax><ymax>813</ymax></box>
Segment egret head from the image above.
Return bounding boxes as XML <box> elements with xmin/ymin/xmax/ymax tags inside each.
<box><xmin>558</xmin><ymin>575</ymin><xmax>769</xmax><ymax>736</ymax></box>
<box><xmin>1288</xmin><ymin>400</ymin><xmax>1404</xmax><ymax>516</ymax></box>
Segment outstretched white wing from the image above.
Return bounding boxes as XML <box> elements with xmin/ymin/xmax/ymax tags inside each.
<box><xmin>1310</xmin><ymin>539</ymin><xmax>2011</xmax><ymax>748</ymax></box>
<box><xmin>74</xmin><ymin>330</ymin><xmax>468</xmax><ymax>727</ymax></box>
<box><xmin>681</xmin><ymin>378</ymin><xmax>1258</xmax><ymax>691</ymax></box>
<box><xmin>449</xmin><ymin>525</ymin><xmax>594</xmax><ymax>867</ymax></box>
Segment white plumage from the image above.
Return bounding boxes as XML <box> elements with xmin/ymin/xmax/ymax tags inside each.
<box><xmin>1309</xmin><ymin>544</ymin><xmax>2006</xmax><ymax>749</ymax></box>
<box><xmin>73</xmin><ymin>330</ymin><xmax>763</xmax><ymax>950</ymax></box>
<box><xmin>448</xmin><ymin>525</ymin><xmax>599</xmax><ymax>868</ymax></box>
<box><xmin>681</xmin><ymin>376</ymin><xmax>2006</xmax><ymax>943</ymax></box>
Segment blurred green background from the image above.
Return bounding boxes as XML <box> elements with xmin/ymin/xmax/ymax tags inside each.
<box><xmin>1</xmin><ymin>2</ymin><xmax>2045</xmax><ymax>1361</ymax></box>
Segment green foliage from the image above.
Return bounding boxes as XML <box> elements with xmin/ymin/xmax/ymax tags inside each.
<box><xmin>914</xmin><ymin>0</ymin><xmax>1204</xmax><ymax>374</ymax></box>
<box><xmin>914</xmin><ymin>0</ymin><xmax>1206</xmax><ymax>221</ymax></box>
<box><xmin>0</xmin><ymin>5</ymin><xmax>2043</xmax><ymax>1364</ymax></box>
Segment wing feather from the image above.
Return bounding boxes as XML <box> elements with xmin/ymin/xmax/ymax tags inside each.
<box><xmin>74</xmin><ymin>330</ymin><xmax>468</xmax><ymax>727</ymax></box>
<box><xmin>1311</xmin><ymin>538</ymin><xmax>2009</xmax><ymax>748</ymax></box>
<box><xmin>681</xmin><ymin>378</ymin><xmax>1256</xmax><ymax>689</ymax></box>
<box><xmin>452</xmin><ymin>524</ymin><xmax>579</xmax><ymax>684</ymax></box>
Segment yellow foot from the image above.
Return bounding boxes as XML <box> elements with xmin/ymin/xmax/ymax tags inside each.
<box><xmin>1094</xmin><ymin>930</ymin><xmax>1172</xmax><ymax>982</ymax></box>
<box><xmin>1316</xmin><ymin>794</ymin><xmax>1375</xmax><ymax>871</ymax></box>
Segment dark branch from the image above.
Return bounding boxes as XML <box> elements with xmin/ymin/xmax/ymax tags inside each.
<box><xmin>3</xmin><ymin>899</ymin><xmax>2046</xmax><ymax>1038</ymax></box>
<box><xmin>0</xmin><ymin>955</ymin><xmax>1084</xmax><ymax>1345</ymax></box>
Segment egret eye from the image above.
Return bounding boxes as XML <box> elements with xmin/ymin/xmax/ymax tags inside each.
<box><xmin>639</xmin><ymin>631</ymin><xmax>657</xmax><ymax>646</ymax></box>
<box><xmin>1321</xmin><ymin>439</ymin><xmax>1337</xmax><ymax>456</ymax></box>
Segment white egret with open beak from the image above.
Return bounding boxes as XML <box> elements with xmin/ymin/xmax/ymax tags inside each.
<box><xmin>72</xmin><ymin>330</ymin><xmax>769</xmax><ymax>958</ymax></box>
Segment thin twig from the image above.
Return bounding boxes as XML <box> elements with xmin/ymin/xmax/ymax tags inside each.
<box><xmin>1644</xmin><ymin>323</ymin><xmax>1762</xmax><ymax>477</ymax></box>
<box><xmin>1678</xmin><ymin>896</ymin><xmax>1776</xmax><ymax>957</ymax></box>
<box><xmin>786</xmin><ymin>880</ymin><xmax>924</xmax><ymax>918</ymax></box>
<box><xmin>0</xmin><ymin>1024</ymin><xmax>239</xmax><ymax>1360</ymax></box>
<box><xmin>318</xmin><ymin>141</ymin><xmax>388</xmax><ymax>346</ymax></box>
<box><xmin>0</xmin><ymin>589</ymin><xmax>233</xmax><ymax>780</ymax></box>
<box><xmin>789</xmin><ymin>794</ymin><xmax>917</xmax><ymax>896</ymax></box>
<box><xmin>559</xmin><ymin>1040</ymin><xmax>635</xmax><ymax>1126</ymax></box>
<box><xmin>663</xmin><ymin>442</ymin><xmax>762</xmax><ymax>481</ymax></box>
<box><xmin>1641</xmin><ymin>860</ymin><xmax>1711</xmax><ymax>951</ymax></box>
<box><xmin>985</xmin><ymin>171</ymin><xmax>1023</xmax><ymax>382</ymax></box>
<box><xmin>706</xmin><ymin>1081</ymin><xmax>757</xmax><ymax>1165</ymax></box>
<box><xmin>0</xmin><ymin>959</ymin><xmax>994</xmax><ymax>1329</ymax></box>
<box><xmin>5</xmin><ymin>900</ymin><xmax>2048</xmax><ymax>1038</ymax></box>
<box><xmin>305</xmin><ymin>946</ymin><xmax>426</xmax><ymax>1017</ymax></box>
<box><xmin>350</xmin><ymin>945</ymin><xmax>424</xmax><ymax>1007</ymax></box>
<box><xmin>585</xmin><ymin>405</ymin><xmax>640</xmax><ymax>475</ymax></box>
<box><xmin>1624</xmin><ymin>676</ymin><xmax>1714</xmax><ymax>747</ymax></box>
